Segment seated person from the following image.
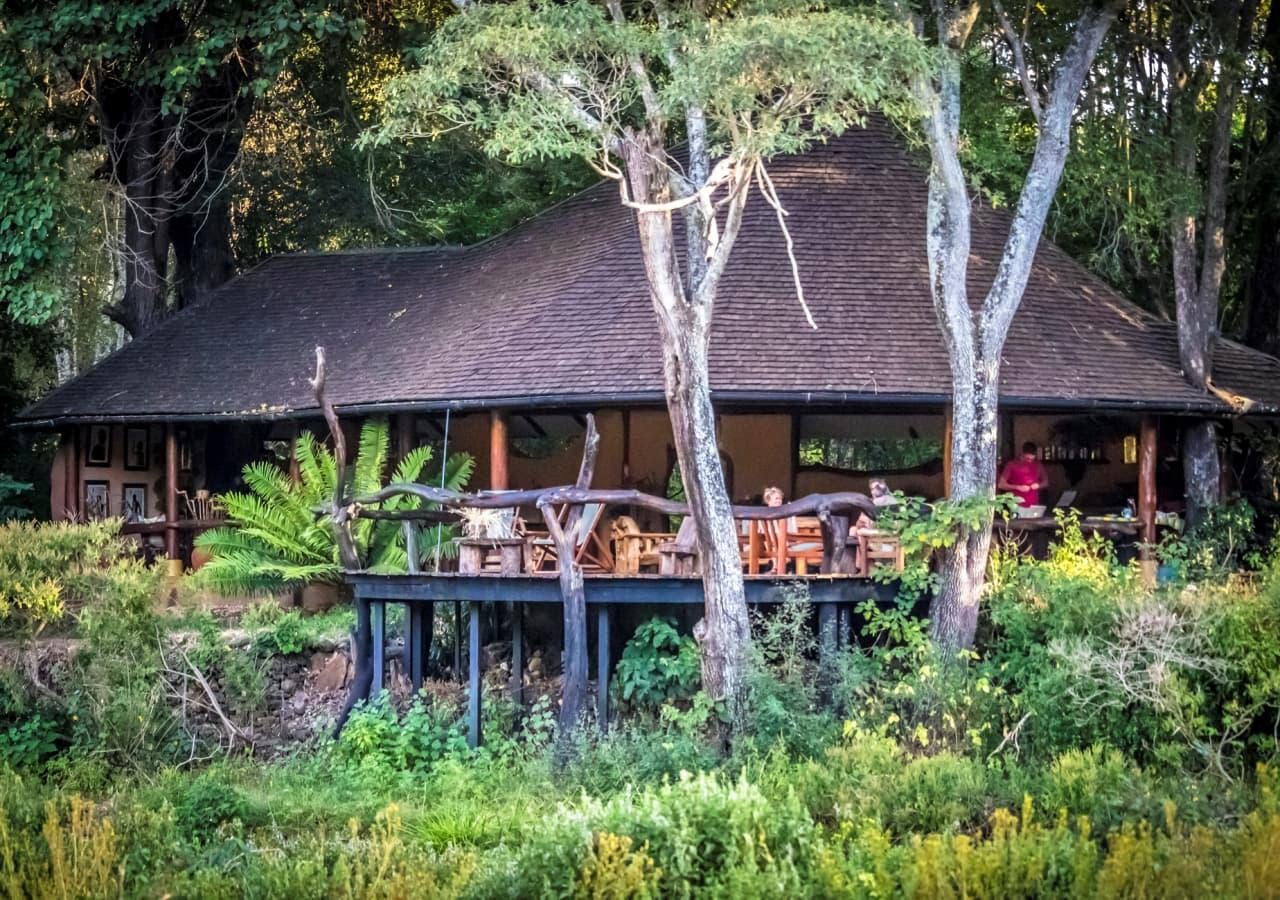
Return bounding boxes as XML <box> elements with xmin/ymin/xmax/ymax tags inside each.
<box><xmin>998</xmin><ymin>442</ymin><xmax>1050</xmax><ymax>508</ymax></box>
<box><xmin>856</xmin><ymin>478</ymin><xmax>897</xmax><ymax>530</ymax></box>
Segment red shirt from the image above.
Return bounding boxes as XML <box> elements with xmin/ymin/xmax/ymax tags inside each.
<box><xmin>1000</xmin><ymin>458</ymin><xmax>1049</xmax><ymax>507</ymax></box>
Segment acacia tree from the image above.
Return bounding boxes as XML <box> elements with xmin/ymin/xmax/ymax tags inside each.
<box><xmin>913</xmin><ymin>0</ymin><xmax>1122</xmax><ymax>651</ymax></box>
<box><xmin>372</xmin><ymin>0</ymin><xmax>928</xmax><ymax>716</ymax></box>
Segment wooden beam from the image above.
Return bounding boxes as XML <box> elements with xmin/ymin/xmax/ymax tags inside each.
<box><xmin>490</xmin><ymin>410</ymin><xmax>509</xmax><ymax>490</ymax></box>
<box><xmin>510</xmin><ymin>602</ymin><xmax>524</xmax><ymax>709</ymax></box>
<box><xmin>164</xmin><ymin>423</ymin><xmax>180</xmax><ymax>576</ymax></box>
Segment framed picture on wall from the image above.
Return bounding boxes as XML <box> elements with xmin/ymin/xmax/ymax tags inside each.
<box><xmin>121</xmin><ymin>483</ymin><xmax>147</xmax><ymax>521</ymax></box>
<box><xmin>124</xmin><ymin>427</ymin><xmax>149</xmax><ymax>470</ymax></box>
<box><xmin>85</xmin><ymin>425</ymin><xmax>112</xmax><ymax>467</ymax></box>
<box><xmin>84</xmin><ymin>481</ymin><xmax>110</xmax><ymax>519</ymax></box>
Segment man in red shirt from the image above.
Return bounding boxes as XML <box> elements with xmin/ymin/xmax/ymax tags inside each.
<box><xmin>998</xmin><ymin>442</ymin><xmax>1050</xmax><ymax>508</ymax></box>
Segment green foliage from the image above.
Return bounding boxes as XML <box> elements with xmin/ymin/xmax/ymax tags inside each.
<box><xmin>337</xmin><ymin>694</ymin><xmax>470</xmax><ymax>775</ymax></box>
<box><xmin>373</xmin><ymin>0</ymin><xmax>931</xmax><ymax>176</ymax></box>
<box><xmin>173</xmin><ymin>771</ymin><xmax>252</xmax><ymax>844</ymax></box>
<box><xmin>0</xmin><ymin>519</ymin><xmax>140</xmax><ymax>636</ymax></box>
<box><xmin>195</xmin><ymin>417</ymin><xmax>474</xmax><ymax>595</ymax></box>
<box><xmin>614</xmin><ymin>617</ymin><xmax>699</xmax><ymax>708</ymax></box>
<box><xmin>0</xmin><ymin>0</ymin><xmax>358</xmax><ymax>324</ymax></box>
<box><xmin>0</xmin><ymin>475</ymin><xmax>31</xmax><ymax>523</ymax></box>
<box><xmin>1159</xmin><ymin>500</ymin><xmax>1267</xmax><ymax>581</ymax></box>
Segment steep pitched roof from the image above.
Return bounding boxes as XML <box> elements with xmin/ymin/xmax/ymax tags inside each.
<box><xmin>18</xmin><ymin>121</ymin><xmax>1280</xmax><ymax>425</ymax></box>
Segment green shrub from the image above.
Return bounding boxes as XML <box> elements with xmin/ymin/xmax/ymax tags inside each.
<box><xmin>336</xmin><ymin>694</ymin><xmax>469</xmax><ymax>775</ymax></box>
<box><xmin>0</xmin><ymin>519</ymin><xmax>134</xmax><ymax>636</ymax></box>
<box><xmin>885</xmin><ymin>751</ymin><xmax>990</xmax><ymax>834</ymax></box>
<box><xmin>614</xmin><ymin>617</ymin><xmax>699</xmax><ymax>708</ymax></box>
<box><xmin>173</xmin><ymin>771</ymin><xmax>252</xmax><ymax>843</ymax></box>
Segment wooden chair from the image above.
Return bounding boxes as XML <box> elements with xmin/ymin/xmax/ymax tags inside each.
<box><xmin>741</xmin><ymin>519</ymin><xmax>781</xmax><ymax>574</ymax></box>
<box><xmin>857</xmin><ymin>529</ymin><xmax>904</xmax><ymax>574</ymax></box>
<box><xmin>611</xmin><ymin>515</ymin><xmax>675</xmax><ymax>575</ymax></box>
<box><xmin>657</xmin><ymin>517</ymin><xmax>700</xmax><ymax>575</ymax></box>
<box><xmin>781</xmin><ymin>515</ymin><xmax>825</xmax><ymax>575</ymax></box>
<box><xmin>524</xmin><ymin>502</ymin><xmax>613</xmax><ymax>573</ymax></box>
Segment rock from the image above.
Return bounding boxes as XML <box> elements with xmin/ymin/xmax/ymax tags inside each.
<box><xmin>281</xmin><ymin>678</ymin><xmax>297</xmax><ymax>694</ymax></box>
<box><xmin>311</xmin><ymin>651</ymin><xmax>350</xmax><ymax>692</ymax></box>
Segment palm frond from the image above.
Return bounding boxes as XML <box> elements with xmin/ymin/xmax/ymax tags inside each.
<box><xmin>353</xmin><ymin>419</ymin><xmax>390</xmax><ymax>498</ymax></box>
<box><xmin>294</xmin><ymin>433</ymin><xmax>337</xmax><ymax>498</ymax></box>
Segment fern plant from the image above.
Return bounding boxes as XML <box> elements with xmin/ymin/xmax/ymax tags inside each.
<box><xmin>195</xmin><ymin>418</ymin><xmax>474</xmax><ymax>595</ymax></box>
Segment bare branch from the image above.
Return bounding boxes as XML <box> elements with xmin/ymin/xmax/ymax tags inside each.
<box><xmin>757</xmin><ymin>161</ymin><xmax>817</xmax><ymax>330</ymax></box>
<box><xmin>992</xmin><ymin>0</ymin><xmax>1043</xmax><ymax>124</ymax></box>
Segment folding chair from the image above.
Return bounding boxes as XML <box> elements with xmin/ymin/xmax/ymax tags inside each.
<box><xmin>525</xmin><ymin>502</ymin><xmax>613</xmax><ymax>573</ymax></box>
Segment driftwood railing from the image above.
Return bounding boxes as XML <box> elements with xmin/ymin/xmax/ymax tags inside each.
<box><xmin>306</xmin><ymin>347</ymin><xmax>880</xmax><ymax>736</ymax></box>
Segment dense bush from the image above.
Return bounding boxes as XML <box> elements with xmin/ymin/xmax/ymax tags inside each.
<box><xmin>0</xmin><ymin>519</ymin><xmax>135</xmax><ymax>636</ymax></box>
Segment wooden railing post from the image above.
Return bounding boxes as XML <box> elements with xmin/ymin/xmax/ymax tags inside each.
<box><xmin>490</xmin><ymin>410</ymin><xmax>509</xmax><ymax>490</ymax></box>
<box><xmin>164</xmin><ymin>423</ymin><xmax>181</xmax><ymax>577</ymax></box>
<box><xmin>1138</xmin><ymin>416</ymin><xmax>1159</xmax><ymax>585</ymax></box>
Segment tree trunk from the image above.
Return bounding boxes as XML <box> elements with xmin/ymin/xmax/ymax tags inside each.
<box><xmin>622</xmin><ymin>132</ymin><xmax>752</xmax><ymax>721</ymax></box>
<box><xmin>930</xmin><ymin>376</ymin><xmax>999</xmax><ymax>651</ymax></box>
<box><xmin>109</xmin><ymin>92</ymin><xmax>173</xmax><ymax>338</ymax></box>
<box><xmin>1183</xmin><ymin>419</ymin><xmax>1221</xmax><ymax>530</ymax></box>
<box><xmin>661</xmin><ymin>315</ymin><xmax>751</xmax><ymax>721</ymax></box>
<box><xmin>1243</xmin><ymin>0</ymin><xmax>1280</xmax><ymax>354</ymax></box>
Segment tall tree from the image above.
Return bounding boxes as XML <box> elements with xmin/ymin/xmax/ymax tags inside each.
<box><xmin>1169</xmin><ymin>0</ymin><xmax>1259</xmax><ymax>524</ymax></box>
<box><xmin>0</xmin><ymin>1</ymin><xmax>356</xmax><ymax>336</ymax></box>
<box><xmin>373</xmin><ymin>0</ymin><xmax>928</xmax><ymax>716</ymax></box>
<box><xmin>914</xmin><ymin>0</ymin><xmax>1122</xmax><ymax>651</ymax></box>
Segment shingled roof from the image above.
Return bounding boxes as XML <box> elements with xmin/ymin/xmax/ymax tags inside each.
<box><xmin>18</xmin><ymin>121</ymin><xmax>1280</xmax><ymax>425</ymax></box>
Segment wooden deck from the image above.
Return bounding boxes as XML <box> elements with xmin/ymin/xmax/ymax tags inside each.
<box><xmin>347</xmin><ymin>571</ymin><xmax>897</xmax><ymax>747</ymax></box>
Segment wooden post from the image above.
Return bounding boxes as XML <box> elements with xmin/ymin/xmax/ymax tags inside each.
<box><xmin>490</xmin><ymin>410</ymin><xmax>509</xmax><ymax>490</ymax></box>
<box><xmin>164</xmin><ymin>423</ymin><xmax>181</xmax><ymax>577</ymax></box>
<box><xmin>621</xmin><ymin>409</ymin><xmax>631</xmax><ymax>483</ymax></box>
<box><xmin>454</xmin><ymin>600</ymin><xmax>463</xmax><ymax>682</ymax></box>
<box><xmin>396</xmin><ymin>412</ymin><xmax>416</xmax><ymax>463</ymax></box>
<box><xmin>468</xmin><ymin>601</ymin><xmax>482</xmax><ymax>748</ymax></box>
<box><xmin>1138</xmin><ymin>416</ymin><xmax>1158</xmax><ymax>584</ymax></box>
<box><xmin>404</xmin><ymin>521</ymin><xmax>429</xmax><ymax>692</ymax></box>
<box><xmin>71</xmin><ymin>427</ymin><xmax>83</xmax><ymax>519</ymax></box>
<box><xmin>61</xmin><ymin>429</ymin><xmax>76</xmax><ymax>519</ymax></box>
<box><xmin>371</xmin><ymin>600</ymin><xmax>385</xmax><ymax>698</ymax></box>
<box><xmin>510</xmin><ymin>602</ymin><xmax>524</xmax><ymax>708</ymax></box>
<box><xmin>597</xmin><ymin>604</ymin><xmax>611</xmax><ymax>730</ymax></box>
